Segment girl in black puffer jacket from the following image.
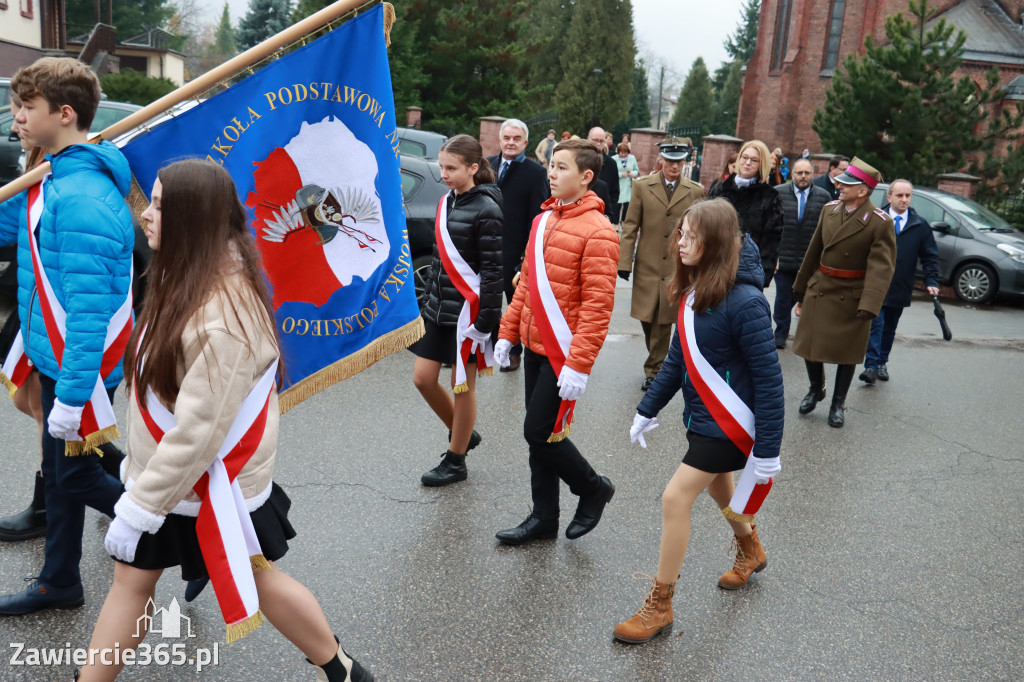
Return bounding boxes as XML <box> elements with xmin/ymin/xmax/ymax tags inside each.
<box><xmin>707</xmin><ymin>139</ymin><xmax>784</xmax><ymax>289</ymax></box>
<box><xmin>411</xmin><ymin>134</ymin><xmax>504</xmax><ymax>487</ymax></box>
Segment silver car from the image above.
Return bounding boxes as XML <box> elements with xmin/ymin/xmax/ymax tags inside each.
<box><xmin>871</xmin><ymin>184</ymin><xmax>1024</xmax><ymax>304</ymax></box>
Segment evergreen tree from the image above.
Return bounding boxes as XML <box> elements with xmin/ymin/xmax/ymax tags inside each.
<box><xmin>813</xmin><ymin>0</ymin><xmax>1024</xmax><ymax>185</ymax></box>
<box><xmin>291</xmin><ymin>0</ymin><xmax>331</xmax><ymax>23</ymax></box>
<box><xmin>669</xmin><ymin>57</ymin><xmax>712</xmax><ymax>149</ymax></box>
<box><xmin>519</xmin><ymin>0</ymin><xmax>575</xmax><ymax>113</ymax></box>
<box><xmin>99</xmin><ymin>70</ymin><xmax>177</xmax><ymax>105</ymax></box>
<box><xmin>627</xmin><ymin>60</ymin><xmax>652</xmax><ymax>130</ymax></box>
<box><xmin>66</xmin><ymin>0</ymin><xmax>175</xmax><ymax>41</ymax></box>
<box><xmin>213</xmin><ymin>3</ymin><xmax>236</xmax><ymax>58</ymax></box>
<box><xmin>556</xmin><ymin>0</ymin><xmax>636</xmax><ymax>135</ymax></box>
<box><xmin>714</xmin><ymin>0</ymin><xmax>760</xmax><ymax>91</ymax></box>
<box><xmin>711</xmin><ymin>60</ymin><xmax>742</xmax><ymax>136</ymax></box>
<box><xmin>386</xmin><ymin>0</ymin><xmax>427</xmax><ymax>120</ymax></box>
<box><xmin>237</xmin><ymin>0</ymin><xmax>293</xmax><ymax>50</ymax></box>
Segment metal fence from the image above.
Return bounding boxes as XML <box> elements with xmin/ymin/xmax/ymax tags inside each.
<box><xmin>984</xmin><ymin>192</ymin><xmax>1024</xmax><ymax>230</ymax></box>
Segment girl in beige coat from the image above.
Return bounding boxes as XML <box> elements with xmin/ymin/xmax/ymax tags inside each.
<box><xmin>77</xmin><ymin>160</ymin><xmax>373</xmax><ymax>682</ymax></box>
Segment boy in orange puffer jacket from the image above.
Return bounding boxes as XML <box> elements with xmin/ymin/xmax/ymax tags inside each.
<box><xmin>493</xmin><ymin>139</ymin><xmax>620</xmax><ymax>545</ymax></box>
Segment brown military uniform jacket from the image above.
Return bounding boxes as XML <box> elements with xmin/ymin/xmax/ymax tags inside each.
<box><xmin>792</xmin><ymin>198</ymin><xmax>897</xmax><ymax>364</ymax></box>
<box><xmin>618</xmin><ymin>172</ymin><xmax>704</xmax><ymax>325</ymax></box>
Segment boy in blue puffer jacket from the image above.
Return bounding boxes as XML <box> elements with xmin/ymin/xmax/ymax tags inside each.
<box><xmin>0</xmin><ymin>58</ymin><xmax>133</xmax><ymax>615</ymax></box>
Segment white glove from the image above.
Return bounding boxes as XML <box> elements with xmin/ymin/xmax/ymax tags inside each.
<box><xmin>48</xmin><ymin>398</ymin><xmax>84</xmax><ymax>442</ymax></box>
<box><xmin>464</xmin><ymin>325</ymin><xmax>491</xmax><ymax>354</ymax></box>
<box><xmin>104</xmin><ymin>516</ymin><xmax>144</xmax><ymax>563</ymax></box>
<box><xmin>494</xmin><ymin>339</ymin><xmax>513</xmax><ymax>368</ymax></box>
<box><xmin>556</xmin><ymin>366</ymin><xmax>588</xmax><ymax>401</ymax></box>
<box><xmin>752</xmin><ymin>456</ymin><xmax>781</xmax><ymax>484</ymax></box>
<box><xmin>629</xmin><ymin>413</ymin><xmax>659</xmax><ymax>448</ymax></box>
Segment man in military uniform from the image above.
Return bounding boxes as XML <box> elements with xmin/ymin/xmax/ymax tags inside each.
<box><xmin>618</xmin><ymin>137</ymin><xmax>705</xmax><ymax>391</ymax></box>
<box><xmin>792</xmin><ymin>157</ymin><xmax>896</xmax><ymax>427</ymax></box>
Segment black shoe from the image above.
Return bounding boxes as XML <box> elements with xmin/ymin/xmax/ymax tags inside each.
<box><xmin>775</xmin><ymin>335</ymin><xmax>787</xmax><ymax>349</ymax></box>
<box><xmin>566</xmin><ymin>476</ymin><xmax>615</xmax><ymax>540</ymax></box>
<box><xmin>877</xmin><ymin>364</ymin><xmax>889</xmax><ymax>381</ymax></box>
<box><xmin>0</xmin><ymin>473</ymin><xmax>47</xmax><ymax>542</ymax></box>
<box><xmin>0</xmin><ymin>578</ymin><xmax>84</xmax><ymax>615</ymax></box>
<box><xmin>184</xmin><ymin>577</ymin><xmax>208</xmax><ymax>603</ymax></box>
<box><xmin>827</xmin><ymin>401</ymin><xmax>846</xmax><ymax>428</ymax></box>
<box><xmin>447</xmin><ymin>429</ymin><xmax>482</xmax><ymax>452</ymax></box>
<box><xmin>421</xmin><ymin>452</ymin><xmax>467</xmax><ymax>487</ymax></box>
<box><xmin>495</xmin><ymin>515</ymin><xmax>558</xmax><ymax>545</ymax></box>
<box><xmin>859</xmin><ymin>367</ymin><xmax>877</xmax><ymax>385</ymax></box>
<box><xmin>641</xmin><ymin>377</ymin><xmax>654</xmax><ymax>391</ymax></box>
<box><xmin>499</xmin><ymin>354</ymin><xmax>521</xmax><ymax>372</ymax></box>
<box><xmin>798</xmin><ymin>386</ymin><xmax>826</xmax><ymax>415</ymax></box>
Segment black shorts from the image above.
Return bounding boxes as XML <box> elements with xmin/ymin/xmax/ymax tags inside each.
<box><xmin>682</xmin><ymin>431</ymin><xmax>748</xmax><ymax>474</ymax></box>
<box><xmin>409</xmin><ymin>317</ymin><xmax>476</xmax><ymax>365</ymax></box>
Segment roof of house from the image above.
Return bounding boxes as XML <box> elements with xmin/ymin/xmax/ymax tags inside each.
<box><xmin>930</xmin><ymin>0</ymin><xmax>1024</xmax><ymax>66</ymax></box>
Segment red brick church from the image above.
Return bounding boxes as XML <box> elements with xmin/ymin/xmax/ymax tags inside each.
<box><xmin>736</xmin><ymin>0</ymin><xmax>1024</xmax><ymax>156</ymax></box>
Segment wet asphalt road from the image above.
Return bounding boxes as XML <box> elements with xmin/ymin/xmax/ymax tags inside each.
<box><xmin>0</xmin><ymin>282</ymin><xmax>1021</xmax><ymax>681</ymax></box>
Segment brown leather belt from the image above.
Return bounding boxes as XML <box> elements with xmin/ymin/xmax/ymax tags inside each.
<box><xmin>819</xmin><ymin>264</ymin><xmax>866</xmax><ymax>279</ymax></box>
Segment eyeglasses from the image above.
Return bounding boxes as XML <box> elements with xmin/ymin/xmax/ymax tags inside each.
<box><xmin>739</xmin><ymin>154</ymin><xmax>759</xmax><ymax>164</ymax></box>
<box><xmin>675</xmin><ymin>228</ymin><xmax>698</xmax><ymax>246</ymax></box>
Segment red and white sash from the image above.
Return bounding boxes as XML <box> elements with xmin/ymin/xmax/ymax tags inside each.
<box><xmin>0</xmin><ymin>182</ymin><xmax>43</xmax><ymax>399</ymax></box>
<box><xmin>526</xmin><ymin>210</ymin><xmax>576</xmax><ymax>442</ymax></box>
<box><xmin>434</xmin><ymin>193</ymin><xmax>493</xmax><ymax>392</ymax></box>
<box><xmin>679</xmin><ymin>292</ymin><xmax>773</xmax><ymax>522</ymax></box>
<box><xmin>134</xmin><ymin>353</ymin><xmax>278</xmax><ymax>643</ymax></box>
<box><xmin>3</xmin><ymin>177</ymin><xmax>133</xmax><ymax>454</ymax></box>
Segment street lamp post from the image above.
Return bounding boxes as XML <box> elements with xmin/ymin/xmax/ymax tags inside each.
<box><xmin>590</xmin><ymin>68</ymin><xmax>603</xmax><ymax>128</ymax></box>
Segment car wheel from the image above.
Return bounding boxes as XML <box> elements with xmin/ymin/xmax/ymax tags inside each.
<box><xmin>952</xmin><ymin>262</ymin><xmax>997</xmax><ymax>304</ymax></box>
<box><xmin>413</xmin><ymin>254</ymin><xmax>432</xmax><ymax>311</ymax></box>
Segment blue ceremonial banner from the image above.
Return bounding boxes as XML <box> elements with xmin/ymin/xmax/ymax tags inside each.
<box><xmin>121</xmin><ymin>4</ymin><xmax>422</xmax><ymax>410</ymax></box>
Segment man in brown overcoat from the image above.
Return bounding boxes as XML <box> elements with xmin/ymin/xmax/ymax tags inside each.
<box><xmin>618</xmin><ymin>138</ymin><xmax>704</xmax><ymax>390</ymax></box>
<box><xmin>793</xmin><ymin>157</ymin><xmax>896</xmax><ymax>427</ymax></box>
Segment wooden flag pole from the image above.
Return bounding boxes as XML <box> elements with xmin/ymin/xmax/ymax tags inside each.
<box><xmin>0</xmin><ymin>0</ymin><xmax>382</xmax><ymax>203</ymax></box>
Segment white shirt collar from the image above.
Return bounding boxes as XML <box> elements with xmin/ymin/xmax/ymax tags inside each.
<box><xmin>890</xmin><ymin>208</ymin><xmax>909</xmax><ymax>223</ymax></box>
<box><xmin>793</xmin><ymin>183</ymin><xmax>807</xmax><ymax>197</ymax></box>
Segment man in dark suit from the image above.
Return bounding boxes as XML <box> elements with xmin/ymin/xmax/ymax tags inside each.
<box><xmin>587</xmin><ymin>126</ymin><xmax>620</xmax><ymax>223</ymax></box>
<box><xmin>772</xmin><ymin>158</ymin><xmax>831</xmax><ymax>348</ymax></box>
<box><xmin>486</xmin><ymin>118</ymin><xmax>549</xmax><ymax>371</ymax></box>
<box><xmin>859</xmin><ymin>179</ymin><xmax>940</xmax><ymax>385</ymax></box>
<box><xmin>812</xmin><ymin>155</ymin><xmax>849</xmax><ymax>201</ymax></box>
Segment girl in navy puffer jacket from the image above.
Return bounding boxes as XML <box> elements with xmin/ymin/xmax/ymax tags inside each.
<box><xmin>613</xmin><ymin>199</ymin><xmax>784</xmax><ymax>645</ymax></box>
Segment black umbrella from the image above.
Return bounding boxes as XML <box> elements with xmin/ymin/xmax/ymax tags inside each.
<box><xmin>933</xmin><ymin>295</ymin><xmax>953</xmax><ymax>341</ymax></box>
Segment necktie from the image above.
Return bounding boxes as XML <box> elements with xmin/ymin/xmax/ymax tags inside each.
<box><xmin>894</xmin><ymin>215</ymin><xmax>902</xmax><ymax>234</ymax></box>
<box><xmin>798</xmin><ymin>190</ymin><xmax>806</xmax><ymax>222</ymax></box>
<box><xmin>499</xmin><ymin>160</ymin><xmax>510</xmax><ymax>184</ymax></box>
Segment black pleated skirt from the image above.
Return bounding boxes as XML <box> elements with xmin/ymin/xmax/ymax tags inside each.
<box><xmin>409</xmin><ymin>318</ymin><xmax>476</xmax><ymax>365</ymax></box>
<box><xmin>682</xmin><ymin>431</ymin><xmax>749</xmax><ymax>474</ymax></box>
<box><xmin>117</xmin><ymin>482</ymin><xmax>296</xmax><ymax>580</ymax></box>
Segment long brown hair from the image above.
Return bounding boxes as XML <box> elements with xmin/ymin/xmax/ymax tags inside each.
<box><xmin>440</xmin><ymin>134</ymin><xmax>495</xmax><ymax>185</ymax></box>
<box><xmin>668</xmin><ymin>199</ymin><xmax>741</xmax><ymax>312</ymax></box>
<box><xmin>125</xmin><ymin>159</ymin><xmax>278</xmax><ymax>405</ymax></box>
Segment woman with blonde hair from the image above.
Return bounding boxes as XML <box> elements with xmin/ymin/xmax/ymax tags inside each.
<box><xmin>613</xmin><ymin>198</ymin><xmax>784</xmax><ymax>644</ymax></box>
<box><xmin>707</xmin><ymin>140</ymin><xmax>784</xmax><ymax>288</ymax></box>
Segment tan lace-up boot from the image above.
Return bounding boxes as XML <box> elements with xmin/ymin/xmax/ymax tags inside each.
<box><xmin>613</xmin><ymin>574</ymin><xmax>675</xmax><ymax>644</ymax></box>
<box><xmin>718</xmin><ymin>524</ymin><xmax>767</xmax><ymax>589</ymax></box>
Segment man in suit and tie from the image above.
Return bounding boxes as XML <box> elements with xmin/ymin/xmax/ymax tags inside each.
<box><xmin>812</xmin><ymin>155</ymin><xmax>849</xmax><ymax>201</ymax></box>
<box><xmin>618</xmin><ymin>137</ymin><xmax>704</xmax><ymax>391</ymax></box>
<box><xmin>486</xmin><ymin>118</ymin><xmax>550</xmax><ymax>371</ymax></box>
<box><xmin>773</xmin><ymin>158</ymin><xmax>831</xmax><ymax>349</ymax></box>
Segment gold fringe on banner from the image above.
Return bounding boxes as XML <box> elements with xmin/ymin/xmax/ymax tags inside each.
<box><xmin>1</xmin><ymin>372</ymin><xmax>17</xmax><ymax>399</ymax></box>
<box><xmin>225</xmin><ymin>611</ymin><xmax>265</xmax><ymax>644</ymax></box>
<box><xmin>720</xmin><ymin>506</ymin><xmax>755</xmax><ymax>524</ymax></box>
<box><xmin>278</xmin><ymin>317</ymin><xmax>424</xmax><ymax>414</ymax></box>
<box><xmin>250</xmin><ymin>554</ymin><xmax>272</xmax><ymax>573</ymax></box>
<box><xmin>65</xmin><ymin>425</ymin><xmax>121</xmax><ymax>456</ymax></box>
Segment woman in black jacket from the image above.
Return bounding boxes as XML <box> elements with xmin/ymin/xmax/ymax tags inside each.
<box><xmin>411</xmin><ymin>134</ymin><xmax>504</xmax><ymax>487</ymax></box>
<box><xmin>708</xmin><ymin>140</ymin><xmax>784</xmax><ymax>288</ymax></box>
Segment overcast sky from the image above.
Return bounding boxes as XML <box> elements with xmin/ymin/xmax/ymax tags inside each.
<box><xmin>203</xmin><ymin>0</ymin><xmax>750</xmax><ymax>86</ymax></box>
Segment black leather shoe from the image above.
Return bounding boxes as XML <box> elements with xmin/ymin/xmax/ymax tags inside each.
<box><xmin>775</xmin><ymin>335</ymin><xmax>787</xmax><ymax>349</ymax></box>
<box><xmin>827</xmin><ymin>401</ymin><xmax>846</xmax><ymax>428</ymax></box>
<box><xmin>447</xmin><ymin>429</ymin><xmax>482</xmax><ymax>452</ymax></box>
<box><xmin>0</xmin><ymin>579</ymin><xmax>84</xmax><ymax>615</ymax></box>
<box><xmin>421</xmin><ymin>452</ymin><xmax>467</xmax><ymax>487</ymax></box>
<box><xmin>0</xmin><ymin>473</ymin><xmax>47</xmax><ymax>542</ymax></box>
<box><xmin>877</xmin><ymin>364</ymin><xmax>889</xmax><ymax>381</ymax></box>
<box><xmin>184</xmin><ymin>577</ymin><xmax>209</xmax><ymax>603</ymax></box>
<box><xmin>859</xmin><ymin>368</ymin><xmax>876</xmax><ymax>385</ymax></box>
<box><xmin>798</xmin><ymin>386</ymin><xmax>826</xmax><ymax>415</ymax></box>
<box><xmin>495</xmin><ymin>515</ymin><xmax>558</xmax><ymax>545</ymax></box>
<box><xmin>641</xmin><ymin>377</ymin><xmax>654</xmax><ymax>391</ymax></box>
<box><xmin>566</xmin><ymin>476</ymin><xmax>615</xmax><ymax>540</ymax></box>
<box><xmin>499</xmin><ymin>355</ymin><xmax>521</xmax><ymax>372</ymax></box>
